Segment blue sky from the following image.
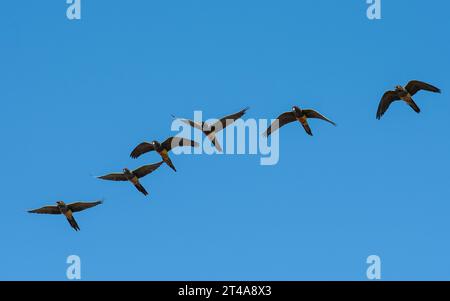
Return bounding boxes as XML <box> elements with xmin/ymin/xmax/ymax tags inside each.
<box><xmin>0</xmin><ymin>0</ymin><xmax>449</xmax><ymax>280</ymax></box>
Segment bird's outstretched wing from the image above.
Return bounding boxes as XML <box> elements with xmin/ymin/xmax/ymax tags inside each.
<box><xmin>405</xmin><ymin>80</ymin><xmax>441</xmax><ymax>96</ymax></box>
<box><xmin>162</xmin><ymin>137</ymin><xmax>199</xmax><ymax>152</ymax></box>
<box><xmin>376</xmin><ymin>91</ymin><xmax>401</xmax><ymax>119</ymax></box>
<box><xmin>212</xmin><ymin>107</ymin><xmax>249</xmax><ymax>131</ymax></box>
<box><xmin>173</xmin><ymin>115</ymin><xmax>205</xmax><ymax>132</ymax></box>
<box><xmin>133</xmin><ymin>161</ymin><xmax>164</xmax><ymax>178</ymax></box>
<box><xmin>68</xmin><ymin>201</ymin><xmax>103</xmax><ymax>213</ymax></box>
<box><xmin>263</xmin><ymin>112</ymin><xmax>296</xmax><ymax>137</ymax></box>
<box><xmin>130</xmin><ymin>142</ymin><xmax>155</xmax><ymax>159</ymax></box>
<box><xmin>97</xmin><ymin>173</ymin><xmax>128</xmax><ymax>181</ymax></box>
<box><xmin>303</xmin><ymin>109</ymin><xmax>336</xmax><ymax>126</ymax></box>
<box><xmin>28</xmin><ymin>206</ymin><xmax>61</xmax><ymax>215</ymax></box>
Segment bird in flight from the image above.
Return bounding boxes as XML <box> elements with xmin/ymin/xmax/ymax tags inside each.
<box><xmin>264</xmin><ymin>106</ymin><xmax>336</xmax><ymax>137</ymax></box>
<box><xmin>130</xmin><ymin>137</ymin><xmax>199</xmax><ymax>172</ymax></box>
<box><xmin>28</xmin><ymin>200</ymin><xmax>103</xmax><ymax>231</ymax></box>
<box><xmin>97</xmin><ymin>162</ymin><xmax>163</xmax><ymax>196</ymax></box>
<box><xmin>172</xmin><ymin>107</ymin><xmax>249</xmax><ymax>152</ymax></box>
<box><xmin>376</xmin><ymin>80</ymin><xmax>441</xmax><ymax>119</ymax></box>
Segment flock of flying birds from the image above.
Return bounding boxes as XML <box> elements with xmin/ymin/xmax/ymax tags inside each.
<box><xmin>28</xmin><ymin>80</ymin><xmax>441</xmax><ymax>231</ymax></box>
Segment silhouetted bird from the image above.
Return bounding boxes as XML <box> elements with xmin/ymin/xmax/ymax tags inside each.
<box><xmin>28</xmin><ymin>200</ymin><xmax>103</xmax><ymax>231</ymax></box>
<box><xmin>376</xmin><ymin>80</ymin><xmax>441</xmax><ymax>119</ymax></box>
<box><xmin>97</xmin><ymin>162</ymin><xmax>163</xmax><ymax>196</ymax></box>
<box><xmin>172</xmin><ymin>107</ymin><xmax>249</xmax><ymax>152</ymax></box>
<box><xmin>264</xmin><ymin>106</ymin><xmax>336</xmax><ymax>137</ymax></box>
<box><xmin>130</xmin><ymin>137</ymin><xmax>198</xmax><ymax>172</ymax></box>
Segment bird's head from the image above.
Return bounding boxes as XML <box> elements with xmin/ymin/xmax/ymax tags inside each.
<box><xmin>56</xmin><ymin>201</ymin><xmax>65</xmax><ymax>206</ymax></box>
<box><xmin>152</xmin><ymin>141</ymin><xmax>161</xmax><ymax>148</ymax></box>
<box><xmin>292</xmin><ymin>106</ymin><xmax>302</xmax><ymax>114</ymax></box>
<box><xmin>395</xmin><ymin>85</ymin><xmax>403</xmax><ymax>91</ymax></box>
<box><xmin>123</xmin><ymin>168</ymin><xmax>131</xmax><ymax>174</ymax></box>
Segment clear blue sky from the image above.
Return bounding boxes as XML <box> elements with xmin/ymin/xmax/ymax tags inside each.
<box><xmin>1</xmin><ymin>1</ymin><xmax>449</xmax><ymax>280</ymax></box>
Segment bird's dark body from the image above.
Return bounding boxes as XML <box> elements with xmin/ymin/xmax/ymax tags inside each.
<box><xmin>57</xmin><ymin>201</ymin><xmax>80</xmax><ymax>231</ymax></box>
<box><xmin>396</xmin><ymin>89</ymin><xmax>409</xmax><ymax>98</ymax></box>
<box><xmin>123</xmin><ymin>169</ymin><xmax>148</xmax><ymax>195</ymax></box>
<box><xmin>293</xmin><ymin>106</ymin><xmax>313</xmax><ymax>136</ymax></box>
<box><xmin>123</xmin><ymin>169</ymin><xmax>135</xmax><ymax>181</ymax></box>
<box><xmin>57</xmin><ymin>202</ymin><xmax>68</xmax><ymax>214</ymax></box>
<box><xmin>152</xmin><ymin>141</ymin><xmax>163</xmax><ymax>152</ymax></box>
<box><xmin>200</xmin><ymin>122</ymin><xmax>214</xmax><ymax>135</ymax></box>
<box><xmin>151</xmin><ymin>141</ymin><xmax>177</xmax><ymax>172</ymax></box>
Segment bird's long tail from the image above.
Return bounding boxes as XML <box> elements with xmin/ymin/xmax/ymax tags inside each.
<box><xmin>301</xmin><ymin>122</ymin><xmax>313</xmax><ymax>136</ymax></box>
<box><xmin>67</xmin><ymin>216</ymin><xmax>80</xmax><ymax>231</ymax></box>
<box><xmin>408</xmin><ymin>98</ymin><xmax>421</xmax><ymax>114</ymax></box>
<box><xmin>164</xmin><ymin>157</ymin><xmax>177</xmax><ymax>172</ymax></box>
<box><xmin>135</xmin><ymin>183</ymin><xmax>149</xmax><ymax>196</ymax></box>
